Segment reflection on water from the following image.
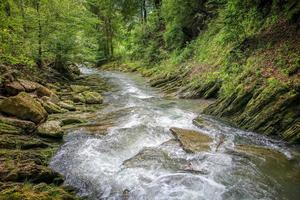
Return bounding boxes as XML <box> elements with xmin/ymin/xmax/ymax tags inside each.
<box><xmin>51</xmin><ymin>68</ymin><xmax>300</xmax><ymax>200</ymax></box>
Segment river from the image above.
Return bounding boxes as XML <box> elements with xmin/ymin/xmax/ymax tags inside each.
<box><xmin>50</xmin><ymin>67</ymin><xmax>300</xmax><ymax>200</ymax></box>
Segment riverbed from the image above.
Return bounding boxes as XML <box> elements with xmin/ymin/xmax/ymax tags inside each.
<box><xmin>50</xmin><ymin>68</ymin><xmax>300</xmax><ymax>200</ymax></box>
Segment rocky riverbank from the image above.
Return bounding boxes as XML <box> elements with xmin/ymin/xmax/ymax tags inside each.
<box><xmin>0</xmin><ymin>65</ymin><xmax>111</xmax><ymax>199</ymax></box>
<box><xmin>101</xmin><ymin>61</ymin><xmax>300</xmax><ymax>144</ymax></box>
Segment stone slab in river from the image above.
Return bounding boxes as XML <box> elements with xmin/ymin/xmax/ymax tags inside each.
<box><xmin>170</xmin><ymin>127</ymin><xmax>213</xmax><ymax>153</ymax></box>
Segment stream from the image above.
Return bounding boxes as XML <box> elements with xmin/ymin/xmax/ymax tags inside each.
<box><xmin>50</xmin><ymin>67</ymin><xmax>300</xmax><ymax>200</ymax></box>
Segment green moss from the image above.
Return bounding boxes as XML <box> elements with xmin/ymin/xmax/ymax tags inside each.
<box><xmin>0</xmin><ymin>183</ymin><xmax>77</xmax><ymax>200</ymax></box>
<box><xmin>0</xmin><ymin>123</ymin><xmax>22</xmax><ymax>134</ymax></box>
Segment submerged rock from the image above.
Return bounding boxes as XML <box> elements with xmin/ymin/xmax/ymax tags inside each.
<box><xmin>235</xmin><ymin>144</ymin><xmax>288</xmax><ymax>161</ymax></box>
<box><xmin>192</xmin><ymin>116</ymin><xmax>218</xmax><ymax>130</ymax></box>
<box><xmin>37</xmin><ymin>121</ymin><xmax>63</xmax><ymax>139</ymax></box>
<box><xmin>170</xmin><ymin>127</ymin><xmax>213</xmax><ymax>153</ymax></box>
<box><xmin>0</xmin><ymin>92</ymin><xmax>47</xmax><ymax>124</ymax></box>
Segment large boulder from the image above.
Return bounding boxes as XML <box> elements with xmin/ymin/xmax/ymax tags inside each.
<box><xmin>170</xmin><ymin>127</ymin><xmax>213</xmax><ymax>153</ymax></box>
<box><xmin>0</xmin><ymin>92</ymin><xmax>47</xmax><ymax>124</ymax></box>
<box><xmin>37</xmin><ymin>120</ymin><xmax>64</xmax><ymax>139</ymax></box>
<box><xmin>3</xmin><ymin>78</ymin><xmax>55</xmax><ymax>98</ymax></box>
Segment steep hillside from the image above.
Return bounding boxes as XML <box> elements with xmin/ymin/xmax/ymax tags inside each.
<box><xmin>111</xmin><ymin>0</ymin><xmax>300</xmax><ymax>143</ymax></box>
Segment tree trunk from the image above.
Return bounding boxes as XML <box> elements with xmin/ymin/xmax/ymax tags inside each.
<box><xmin>4</xmin><ymin>1</ymin><xmax>11</xmax><ymax>16</ymax></box>
<box><xmin>141</xmin><ymin>0</ymin><xmax>147</xmax><ymax>23</ymax></box>
<box><xmin>20</xmin><ymin>0</ymin><xmax>27</xmax><ymax>32</ymax></box>
<box><xmin>36</xmin><ymin>0</ymin><xmax>42</xmax><ymax>68</ymax></box>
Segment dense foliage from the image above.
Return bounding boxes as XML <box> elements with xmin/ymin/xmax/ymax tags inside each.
<box><xmin>1</xmin><ymin>0</ymin><xmax>299</xmax><ymax>80</ymax></box>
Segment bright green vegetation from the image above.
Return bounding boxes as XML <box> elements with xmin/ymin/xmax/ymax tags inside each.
<box><xmin>110</xmin><ymin>0</ymin><xmax>300</xmax><ymax>143</ymax></box>
<box><xmin>1</xmin><ymin>1</ymin><xmax>299</xmax><ymax>139</ymax></box>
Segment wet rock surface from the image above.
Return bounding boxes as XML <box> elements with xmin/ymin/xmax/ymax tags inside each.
<box><xmin>50</xmin><ymin>70</ymin><xmax>300</xmax><ymax>200</ymax></box>
<box><xmin>0</xmin><ymin>66</ymin><xmax>110</xmax><ymax>199</ymax></box>
<box><xmin>170</xmin><ymin>127</ymin><xmax>213</xmax><ymax>153</ymax></box>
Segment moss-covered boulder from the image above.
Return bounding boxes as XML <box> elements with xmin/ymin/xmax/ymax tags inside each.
<box><xmin>0</xmin><ymin>116</ymin><xmax>36</xmax><ymax>134</ymax></box>
<box><xmin>41</xmin><ymin>101</ymin><xmax>67</xmax><ymax>114</ymax></box>
<box><xmin>37</xmin><ymin>121</ymin><xmax>63</xmax><ymax>139</ymax></box>
<box><xmin>57</xmin><ymin>101</ymin><xmax>76</xmax><ymax>111</ymax></box>
<box><xmin>0</xmin><ymin>92</ymin><xmax>47</xmax><ymax>124</ymax></box>
<box><xmin>70</xmin><ymin>85</ymin><xmax>90</xmax><ymax>93</ymax></box>
<box><xmin>170</xmin><ymin>127</ymin><xmax>213</xmax><ymax>153</ymax></box>
<box><xmin>83</xmin><ymin>91</ymin><xmax>103</xmax><ymax>104</ymax></box>
<box><xmin>73</xmin><ymin>91</ymin><xmax>103</xmax><ymax>104</ymax></box>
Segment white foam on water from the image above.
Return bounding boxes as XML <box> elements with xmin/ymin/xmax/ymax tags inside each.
<box><xmin>50</xmin><ymin>68</ymin><xmax>298</xmax><ymax>200</ymax></box>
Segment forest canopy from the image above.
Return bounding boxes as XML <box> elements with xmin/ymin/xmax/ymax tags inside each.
<box><xmin>1</xmin><ymin>0</ymin><xmax>299</xmax><ymax>69</ymax></box>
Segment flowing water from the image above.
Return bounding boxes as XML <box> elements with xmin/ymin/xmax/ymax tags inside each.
<box><xmin>51</xmin><ymin>68</ymin><xmax>300</xmax><ymax>200</ymax></box>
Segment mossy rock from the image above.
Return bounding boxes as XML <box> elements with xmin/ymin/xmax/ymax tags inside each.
<box><xmin>0</xmin><ymin>122</ymin><xmax>22</xmax><ymax>135</ymax></box>
<box><xmin>0</xmin><ymin>134</ymin><xmax>48</xmax><ymax>150</ymax></box>
<box><xmin>36</xmin><ymin>85</ymin><xmax>53</xmax><ymax>98</ymax></box>
<box><xmin>4</xmin><ymin>81</ymin><xmax>25</xmax><ymax>96</ymax></box>
<box><xmin>18</xmin><ymin>79</ymin><xmax>38</xmax><ymax>92</ymax></box>
<box><xmin>37</xmin><ymin>121</ymin><xmax>64</xmax><ymax>139</ymax></box>
<box><xmin>0</xmin><ymin>92</ymin><xmax>48</xmax><ymax>124</ymax></box>
<box><xmin>0</xmin><ymin>160</ymin><xmax>63</xmax><ymax>184</ymax></box>
<box><xmin>0</xmin><ymin>148</ymin><xmax>55</xmax><ymax>166</ymax></box>
<box><xmin>83</xmin><ymin>91</ymin><xmax>103</xmax><ymax>104</ymax></box>
<box><xmin>61</xmin><ymin>118</ymin><xmax>85</xmax><ymax>126</ymax></box>
<box><xmin>72</xmin><ymin>91</ymin><xmax>103</xmax><ymax>104</ymax></box>
<box><xmin>41</xmin><ymin>101</ymin><xmax>67</xmax><ymax>114</ymax></box>
<box><xmin>192</xmin><ymin>116</ymin><xmax>218</xmax><ymax>130</ymax></box>
<box><xmin>57</xmin><ymin>101</ymin><xmax>76</xmax><ymax>111</ymax></box>
<box><xmin>170</xmin><ymin>127</ymin><xmax>213</xmax><ymax>153</ymax></box>
<box><xmin>0</xmin><ymin>116</ymin><xmax>36</xmax><ymax>133</ymax></box>
<box><xmin>70</xmin><ymin>85</ymin><xmax>90</xmax><ymax>93</ymax></box>
<box><xmin>0</xmin><ymin>183</ymin><xmax>77</xmax><ymax>200</ymax></box>
<box><xmin>72</xmin><ymin>93</ymin><xmax>85</xmax><ymax>103</ymax></box>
